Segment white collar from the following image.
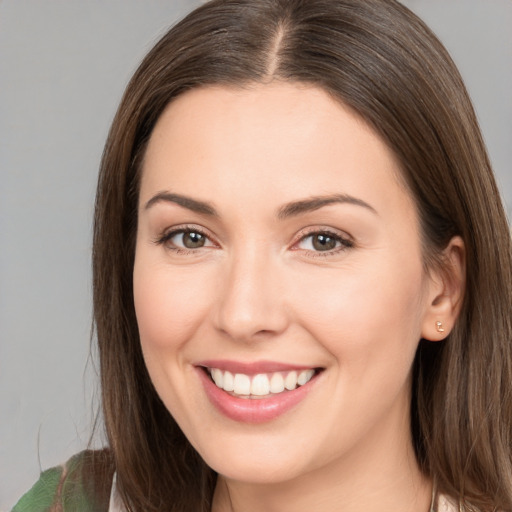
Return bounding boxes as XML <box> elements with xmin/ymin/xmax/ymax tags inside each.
<box><xmin>108</xmin><ymin>473</ymin><xmax>126</xmax><ymax>512</ymax></box>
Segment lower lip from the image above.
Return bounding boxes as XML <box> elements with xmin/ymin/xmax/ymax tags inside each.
<box><xmin>197</xmin><ymin>368</ymin><xmax>318</xmax><ymax>424</ymax></box>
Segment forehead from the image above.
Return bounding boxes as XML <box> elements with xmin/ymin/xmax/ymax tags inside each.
<box><xmin>140</xmin><ymin>82</ymin><xmax>413</xmax><ymax>220</ymax></box>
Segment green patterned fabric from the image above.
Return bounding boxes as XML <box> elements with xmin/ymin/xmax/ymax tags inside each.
<box><xmin>11</xmin><ymin>450</ymin><xmax>114</xmax><ymax>512</ymax></box>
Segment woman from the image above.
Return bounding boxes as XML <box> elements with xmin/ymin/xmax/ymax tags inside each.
<box><xmin>13</xmin><ymin>0</ymin><xmax>512</xmax><ymax>511</ymax></box>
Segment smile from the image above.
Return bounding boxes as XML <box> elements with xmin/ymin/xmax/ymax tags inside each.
<box><xmin>196</xmin><ymin>362</ymin><xmax>323</xmax><ymax>423</ymax></box>
<box><xmin>208</xmin><ymin>368</ymin><xmax>316</xmax><ymax>398</ymax></box>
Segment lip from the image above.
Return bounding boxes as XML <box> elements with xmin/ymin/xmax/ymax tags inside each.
<box><xmin>196</xmin><ymin>362</ymin><xmax>321</xmax><ymax>424</ymax></box>
<box><xmin>196</xmin><ymin>359</ymin><xmax>315</xmax><ymax>375</ymax></box>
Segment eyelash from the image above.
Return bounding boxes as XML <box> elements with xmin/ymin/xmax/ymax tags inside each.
<box><xmin>294</xmin><ymin>228</ymin><xmax>354</xmax><ymax>258</ymax></box>
<box><xmin>154</xmin><ymin>225</ymin><xmax>354</xmax><ymax>257</ymax></box>
<box><xmin>154</xmin><ymin>225</ymin><xmax>213</xmax><ymax>255</ymax></box>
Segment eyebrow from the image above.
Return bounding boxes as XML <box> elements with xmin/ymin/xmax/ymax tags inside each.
<box><xmin>144</xmin><ymin>191</ymin><xmax>377</xmax><ymax>218</ymax></box>
<box><xmin>277</xmin><ymin>194</ymin><xmax>377</xmax><ymax>219</ymax></box>
<box><xmin>144</xmin><ymin>191</ymin><xmax>218</xmax><ymax>216</ymax></box>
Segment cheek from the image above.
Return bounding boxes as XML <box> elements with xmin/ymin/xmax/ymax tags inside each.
<box><xmin>289</xmin><ymin>258</ymin><xmax>426</xmax><ymax>361</ymax></box>
<box><xmin>132</xmin><ymin>256</ymin><xmax>215</xmax><ymax>424</ymax></box>
<box><xmin>133</xmin><ymin>259</ymin><xmax>212</xmax><ymax>355</ymax></box>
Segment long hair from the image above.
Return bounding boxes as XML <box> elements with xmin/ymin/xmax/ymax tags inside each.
<box><xmin>92</xmin><ymin>1</ymin><xmax>512</xmax><ymax>510</ymax></box>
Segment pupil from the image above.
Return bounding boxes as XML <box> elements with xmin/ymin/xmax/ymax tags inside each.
<box><xmin>183</xmin><ymin>232</ymin><xmax>205</xmax><ymax>248</ymax></box>
<box><xmin>312</xmin><ymin>234</ymin><xmax>336</xmax><ymax>251</ymax></box>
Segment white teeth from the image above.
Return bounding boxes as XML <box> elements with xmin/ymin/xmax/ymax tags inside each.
<box><xmin>211</xmin><ymin>368</ymin><xmax>223</xmax><ymax>388</ymax></box>
<box><xmin>251</xmin><ymin>374</ymin><xmax>270</xmax><ymax>396</ymax></box>
<box><xmin>298</xmin><ymin>369</ymin><xmax>315</xmax><ymax>386</ymax></box>
<box><xmin>269</xmin><ymin>372</ymin><xmax>285</xmax><ymax>393</ymax></box>
<box><xmin>233</xmin><ymin>373</ymin><xmax>251</xmax><ymax>395</ymax></box>
<box><xmin>284</xmin><ymin>371</ymin><xmax>298</xmax><ymax>390</ymax></box>
<box><xmin>223</xmin><ymin>371</ymin><xmax>234</xmax><ymax>391</ymax></box>
<box><xmin>208</xmin><ymin>367</ymin><xmax>316</xmax><ymax>397</ymax></box>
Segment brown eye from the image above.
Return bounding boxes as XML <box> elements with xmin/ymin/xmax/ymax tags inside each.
<box><xmin>181</xmin><ymin>231</ymin><xmax>206</xmax><ymax>248</ymax></box>
<box><xmin>296</xmin><ymin>230</ymin><xmax>352</xmax><ymax>255</ymax></box>
<box><xmin>158</xmin><ymin>228</ymin><xmax>213</xmax><ymax>251</ymax></box>
<box><xmin>311</xmin><ymin>233</ymin><xmax>338</xmax><ymax>251</ymax></box>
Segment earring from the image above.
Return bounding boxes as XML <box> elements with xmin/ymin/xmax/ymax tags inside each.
<box><xmin>436</xmin><ymin>321</ymin><xmax>445</xmax><ymax>333</ymax></box>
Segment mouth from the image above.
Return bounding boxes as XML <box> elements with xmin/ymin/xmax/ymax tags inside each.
<box><xmin>196</xmin><ymin>362</ymin><xmax>323</xmax><ymax>423</ymax></box>
<box><xmin>205</xmin><ymin>367</ymin><xmax>319</xmax><ymax>399</ymax></box>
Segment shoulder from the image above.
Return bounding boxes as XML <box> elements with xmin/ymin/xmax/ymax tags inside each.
<box><xmin>12</xmin><ymin>449</ymin><xmax>115</xmax><ymax>512</ymax></box>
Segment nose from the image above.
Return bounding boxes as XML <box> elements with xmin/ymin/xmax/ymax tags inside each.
<box><xmin>212</xmin><ymin>248</ymin><xmax>289</xmax><ymax>342</ymax></box>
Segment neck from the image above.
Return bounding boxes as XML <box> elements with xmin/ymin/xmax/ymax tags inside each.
<box><xmin>211</xmin><ymin>411</ymin><xmax>432</xmax><ymax>512</ymax></box>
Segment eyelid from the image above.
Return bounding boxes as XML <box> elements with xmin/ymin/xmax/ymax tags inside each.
<box><xmin>154</xmin><ymin>224</ymin><xmax>218</xmax><ymax>250</ymax></box>
<box><xmin>153</xmin><ymin>224</ymin><xmax>353</xmax><ymax>257</ymax></box>
<box><xmin>291</xmin><ymin>226</ymin><xmax>354</xmax><ymax>256</ymax></box>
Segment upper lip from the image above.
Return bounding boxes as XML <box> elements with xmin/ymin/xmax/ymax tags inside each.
<box><xmin>196</xmin><ymin>359</ymin><xmax>321</xmax><ymax>375</ymax></box>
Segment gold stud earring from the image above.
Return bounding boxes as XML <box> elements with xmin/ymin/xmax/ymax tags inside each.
<box><xmin>436</xmin><ymin>321</ymin><xmax>445</xmax><ymax>333</ymax></box>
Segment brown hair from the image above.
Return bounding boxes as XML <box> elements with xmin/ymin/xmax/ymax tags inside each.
<box><xmin>92</xmin><ymin>1</ymin><xmax>512</xmax><ymax>510</ymax></box>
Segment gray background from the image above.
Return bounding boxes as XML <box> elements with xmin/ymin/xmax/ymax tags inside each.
<box><xmin>1</xmin><ymin>1</ymin><xmax>511</xmax><ymax>509</ymax></box>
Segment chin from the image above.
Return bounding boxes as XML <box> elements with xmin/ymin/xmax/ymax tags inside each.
<box><xmin>194</xmin><ymin>434</ymin><xmax>319</xmax><ymax>485</ymax></box>
<box><xmin>208</xmin><ymin>456</ymin><xmax>305</xmax><ymax>485</ymax></box>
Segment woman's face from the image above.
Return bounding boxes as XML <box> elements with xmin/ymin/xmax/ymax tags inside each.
<box><xmin>133</xmin><ymin>83</ymin><xmax>440</xmax><ymax>484</ymax></box>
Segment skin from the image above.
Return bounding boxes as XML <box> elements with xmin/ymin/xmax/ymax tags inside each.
<box><xmin>133</xmin><ymin>83</ymin><xmax>464</xmax><ymax>512</ymax></box>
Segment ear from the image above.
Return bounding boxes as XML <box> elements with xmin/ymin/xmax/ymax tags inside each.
<box><xmin>421</xmin><ymin>236</ymin><xmax>466</xmax><ymax>341</ymax></box>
